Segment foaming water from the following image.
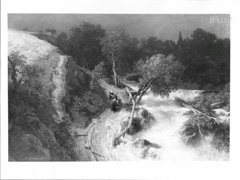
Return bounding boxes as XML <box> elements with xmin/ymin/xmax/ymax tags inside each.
<box><xmin>132</xmin><ymin>89</ymin><xmax>229</xmax><ymax>161</ymax></box>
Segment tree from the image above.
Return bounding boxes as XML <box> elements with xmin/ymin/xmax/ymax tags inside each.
<box><xmin>8</xmin><ymin>51</ymin><xmax>45</xmax><ymax>130</ymax></box>
<box><xmin>46</xmin><ymin>28</ymin><xmax>57</xmax><ymax>36</ymax></box>
<box><xmin>22</xmin><ymin>28</ymin><xmax>29</xmax><ymax>31</ymax></box>
<box><xmin>139</xmin><ymin>37</ymin><xmax>162</xmax><ymax>58</ymax></box>
<box><xmin>135</xmin><ymin>53</ymin><xmax>184</xmax><ymax>96</ymax></box>
<box><xmin>175</xmin><ymin>28</ymin><xmax>230</xmax><ymax>88</ymax></box>
<box><xmin>177</xmin><ymin>32</ymin><xmax>184</xmax><ymax>49</ymax></box>
<box><xmin>8</xmin><ymin>51</ymin><xmax>45</xmax><ymax>95</ymax></box>
<box><xmin>55</xmin><ymin>32</ymin><xmax>70</xmax><ymax>53</ymax></box>
<box><xmin>101</xmin><ymin>28</ymin><xmax>131</xmax><ymax>86</ymax></box>
<box><xmin>89</xmin><ymin>61</ymin><xmax>105</xmax><ymax>95</ymax></box>
<box><xmin>23</xmin><ymin>64</ymin><xmax>45</xmax><ymax>96</ymax></box>
<box><xmin>139</xmin><ymin>37</ymin><xmax>176</xmax><ymax>58</ymax></box>
<box><xmin>117</xmin><ymin>37</ymin><xmax>140</xmax><ymax>75</ymax></box>
<box><xmin>69</xmin><ymin>22</ymin><xmax>105</xmax><ymax>69</ymax></box>
<box><xmin>8</xmin><ymin>52</ymin><xmax>27</xmax><ymax>91</ymax></box>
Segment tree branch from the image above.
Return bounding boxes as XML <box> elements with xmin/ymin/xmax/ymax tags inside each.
<box><xmin>113</xmin><ymin>87</ymin><xmax>136</xmax><ymax>146</ymax></box>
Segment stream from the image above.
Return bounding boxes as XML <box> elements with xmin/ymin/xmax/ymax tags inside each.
<box><xmin>89</xmin><ymin>83</ymin><xmax>229</xmax><ymax>161</ymax></box>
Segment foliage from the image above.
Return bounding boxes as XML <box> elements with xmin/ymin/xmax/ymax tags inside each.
<box><xmin>55</xmin><ymin>32</ymin><xmax>70</xmax><ymax>53</ymax></box>
<box><xmin>8</xmin><ymin>52</ymin><xmax>45</xmax><ymax>95</ymax></box>
<box><xmin>181</xmin><ymin>83</ymin><xmax>230</xmax><ymax>151</ymax></box>
<box><xmin>89</xmin><ymin>61</ymin><xmax>106</xmax><ymax>95</ymax></box>
<box><xmin>8</xmin><ymin>51</ymin><xmax>78</xmax><ymax>160</ymax></box>
<box><xmin>135</xmin><ymin>54</ymin><xmax>184</xmax><ymax>96</ymax></box>
<box><xmin>101</xmin><ymin>28</ymin><xmax>139</xmax><ymax>85</ymax></box>
<box><xmin>182</xmin><ymin>111</ymin><xmax>229</xmax><ymax>152</ymax></box>
<box><xmin>178</xmin><ymin>81</ymin><xmax>200</xmax><ymax>90</ymax></box>
<box><xmin>193</xmin><ymin>83</ymin><xmax>230</xmax><ymax>114</ymax></box>
<box><xmin>34</xmin><ymin>24</ymin><xmax>229</xmax><ymax>90</ymax></box>
<box><xmin>139</xmin><ymin>37</ymin><xmax>176</xmax><ymax>58</ymax></box>
<box><xmin>175</xmin><ymin>28</ymin><xmax>230</xmax><ymax>88</ymax></box>
<box><xmin>68</xmin><ymin>22</ymin><xmax>105</xmax><ymax>69</ymax></box>
<box><xmin>101</xmin><ymin>28</ymin><xmax>131</xmax><ymax>62</ymax></box>
<box><xmin>46</xmin><ymin>28</ymin><xmax>57</xmax><ymax>36</ymax></box>
<box><xmin>34</xmin><ymin>32</ymin><xmax>57</xmax><ymax>46</ymax></box>
<box><xmin>73</xmin><ymin>92</ymin><xmax>104</xmax><ymax>115</ymax></box>
<box><xmin>8</xmin><ymin>51</ymin><xmax>46</xmax><ymax>127</ymax></box>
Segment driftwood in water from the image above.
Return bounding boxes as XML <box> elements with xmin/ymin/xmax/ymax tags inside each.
<box><xmin>174</xmin><ymin>97</ymin><xmax>220</xmax><ymax>125</ymax></box>
<box><xmin>113</xmin><ymin>78</ymin><xmax>158</xmax><ymax>147</ymax></box>
<box><xmin>136</xmin><ymin>78</ymin><xmax>157</xmax><ymax>104</ymax></box>
<box><xmin>113</xmin><ymin>87</ymin><xmax>136</xmax><ymax>146</ymax></box>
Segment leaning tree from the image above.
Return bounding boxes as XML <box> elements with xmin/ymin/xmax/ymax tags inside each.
<box><xmin>113</xmin><ymin>54</ymin><xmax>185</xmax><ymax>146</ymax></box>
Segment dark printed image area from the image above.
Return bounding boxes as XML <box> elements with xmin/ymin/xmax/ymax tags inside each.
<box><xmin>8</xmin><ymin>14</ymin><xmax>230</xmax><ymax>161</ymax></box>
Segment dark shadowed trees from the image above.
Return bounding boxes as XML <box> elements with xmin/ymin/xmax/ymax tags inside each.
<box><xmin>175</xmin><ymin>28</ymin><xmax>230</xmax><ymax>88</ymax></box>
<box><xmin>139</xmin><ymin>37</ymin><xmax>176</xmax><ymax>58</ymax></box>
<box><xmin>46</xmin><ymin>28</ymin><xmax>57</xmax><ymax>36</ymax></box>
<box><xmin>55</xmin><ymin>32</ymin><xmax>70</xmax><ymax>53</ymax></box>
<box><xmin>68</xmin><ymin>22</ymin><xmax>105</xmax><ymax>70</ymax></box>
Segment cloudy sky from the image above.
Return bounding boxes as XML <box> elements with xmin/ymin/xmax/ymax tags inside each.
<box><xmin>8</xmin><ymin>14</ymin><xmax>230</xmax><ymax>41</ymax></box>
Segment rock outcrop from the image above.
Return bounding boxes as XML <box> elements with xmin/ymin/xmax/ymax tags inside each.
<box><xmin>8</xmin><ymin>29</ymin><xmax>77</xmax><ymax>161</ymax></box>
<box><xmin>8</xmin><ymin>29</ymin><xmax>109</xmax><ymax>161</ymax></box>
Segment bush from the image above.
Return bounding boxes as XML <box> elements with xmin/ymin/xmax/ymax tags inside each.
<box><xmin>73</xmin><ymin>92</ymin><xmax>104</xmax><ymax>115</ymax></box>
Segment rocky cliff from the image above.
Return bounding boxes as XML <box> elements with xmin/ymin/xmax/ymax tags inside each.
<box><xmin>8</xmin><ymin>29</ymin><xmax>107</xmax><ymax>161</ymax></box>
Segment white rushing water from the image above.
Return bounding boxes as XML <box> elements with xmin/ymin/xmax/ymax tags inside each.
<box><xmin>126</xmin><ymin>89</ymin><xmax>229</xmax><ymax>161</ymax></box>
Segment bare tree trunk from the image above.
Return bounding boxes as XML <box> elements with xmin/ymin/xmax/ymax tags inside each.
<box><xmin>112</xmin><ymin>57</ymin><xmax>118</xmax><ymax>87</ymax></box>
<box><xmin>112</xmin><ymin>77</ymin><xmax>158</xmax><ymax>147</ymax></box>
<box><xmin>88</xmin><ymin>73</ymin><xmax>94</xmax><ymax>96</ymax></box>
<box><xmin>136</xmin><ymin>78</ymin><xmax>156</xmax><ymax>104</ymax></box>
<box><xmin>113</xmin><ymin>88</ymin><xmax>136</xmax><ymax>146</ymax></box>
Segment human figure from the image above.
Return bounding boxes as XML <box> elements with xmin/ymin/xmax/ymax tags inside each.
<box><xmin>109</xmin><ymin>91</ymin><xmax>120</xmax><ymax>112</ymax></box>
<box><xmin>109</xmin><ymin>91</ymin><xmax>117</xmax><ymax>101</ymax></box>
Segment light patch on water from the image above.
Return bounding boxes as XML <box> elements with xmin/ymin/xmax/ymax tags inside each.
<box><xmin>126</xmin><ymin>89</ymin><xmax>229</xmax><ymax>161</ymax></box>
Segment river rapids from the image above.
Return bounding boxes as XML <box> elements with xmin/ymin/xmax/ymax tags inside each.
<box><xmin>88</xmin><ymin>85</ymin><xmax>229</xmax><ymax>161</ymax></box>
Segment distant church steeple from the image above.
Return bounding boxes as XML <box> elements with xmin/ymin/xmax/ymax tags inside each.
<box><xmin>177</xmin><ymin>32</ymin><xmax>184</xmax><ymax>49</ymax></box>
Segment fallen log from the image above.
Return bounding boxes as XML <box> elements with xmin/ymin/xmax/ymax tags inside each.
<box><xmin>113</xmin><ymin>87</ymin><xmax>136</xmax><ymax>147</ymax></box>
<box><xmin>174</xmin><ymin>97</ymin><xmax>220</xmax><ymax>125</ymax></box>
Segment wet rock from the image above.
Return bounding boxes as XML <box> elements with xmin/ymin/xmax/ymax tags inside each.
<box><xmin>132</xmin><ymin>138</ymin><xmax>161</xmax><ymax>159</ymax></box>
<box><xmin>132</xmin><ymin>138</ymin><xmax>161</xmax><ymax>149</ymax></box>
<box><xmin>212</xmin><ymin>123</ymin><xmax>229</xmax><ymax>152</ymax></box>
<box><xmin>127</xmin><ymin>108</ymin><xmax>155</xmax><ymax>135</ymax></box>
<box><xmin>127</xmin><ymin>117</ymin><xmax>143</xmax><ymax>135</ymax></box>
<box><xmin>138</xmin><ymin>107</ymin><xmax>155</xmax><ymax>123</ymax></box>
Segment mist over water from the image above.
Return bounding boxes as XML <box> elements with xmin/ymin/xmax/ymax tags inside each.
<box><xmin>129</xmin><ymin>89</ymin><xmax>229</xmax><ymax>161</ymax></box>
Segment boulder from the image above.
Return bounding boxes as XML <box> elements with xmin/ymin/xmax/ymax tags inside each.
<box><xmin>127</xmin><ymin>107</ymin><xmax>155</xmax><ymax>135</ymax></box>
<box><xmin>132</xmin><ymin>138</ymin><xmax>161</xmax><ymax>159</ymax></box>
<box><xmin>11</xmin><ymin>134</ymin><xmax>51</xmax><ymax>161</ymax></box>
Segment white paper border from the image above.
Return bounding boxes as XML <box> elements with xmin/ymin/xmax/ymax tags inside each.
<box><xmin>1</xmin><ymin>0</ymin><xmax>240</xmax><ymax>179</ymax></box>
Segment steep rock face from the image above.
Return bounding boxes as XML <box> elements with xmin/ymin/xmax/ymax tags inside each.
<box><xmin>8</xmin><ymin>29</ymin><xmax>109</xmax><ymax>161</ymax></box>
<box><xmin>8</xmin><ymin>29</ymin><xmax>76</xmax><ymax>161</ymax></box>
<box><xmin>63</xmin><ymin>59</ymin><xmax>109</xmax><ymax>127</ymax></box>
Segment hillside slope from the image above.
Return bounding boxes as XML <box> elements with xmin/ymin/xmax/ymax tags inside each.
<box><xmin>8</xmin><ymin>29</ymin><xmax>77</xmax><ymax>161</ymax></box>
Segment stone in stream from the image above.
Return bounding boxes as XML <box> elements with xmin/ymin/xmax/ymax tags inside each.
<box><xmin>127</xmin><ymin>107</ymin><xmax>155</xmax><ymax>135</ymax></box>
<box><xmin>132</xmin><ymin>138</ymin><xmax>161</xmax><ymax>159</ymax></box>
